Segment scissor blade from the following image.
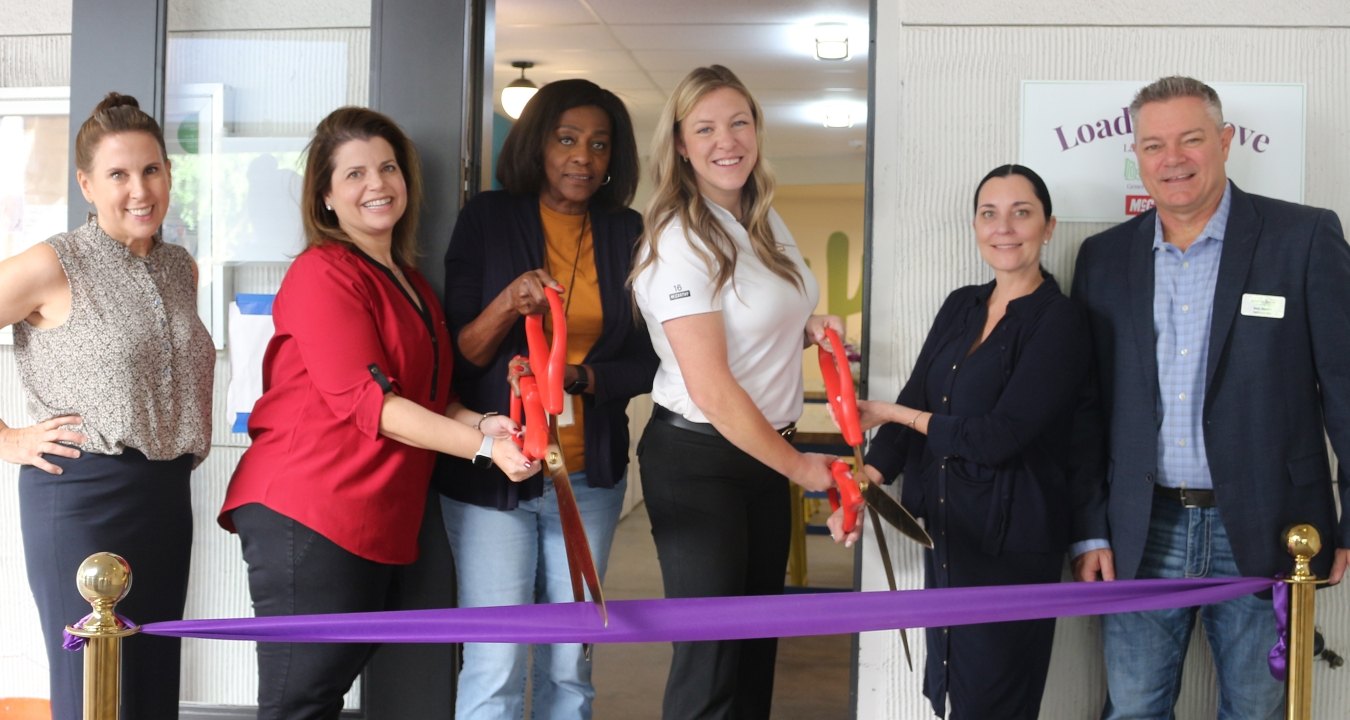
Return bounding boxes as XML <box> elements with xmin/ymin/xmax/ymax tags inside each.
<box><xmin>546</xmin><ymin>444</ymin><xmax>608</xmax><ymax>627</ymax></box>
<box><xmin>862</xmin><ymin>483</ymin><xmax>934</xmax><ymax>548</ymax></box>
<box><xmin>866</xmin><ymin>505</ymin><xmax>913</xmax><ymax>671</ymax></box>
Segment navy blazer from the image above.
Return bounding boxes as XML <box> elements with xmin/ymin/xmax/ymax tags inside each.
<box><xmin>434</xmin><ymin>191</ymin><xmax>657</xmax><ymax>510</ymax></box>
<box><xmin>865</xmin><ymin>275</ymin><xmax>1104</xmax><ymax>555</ymax></box>
<box><xmin>1072</xmin><ymin>182</ymin><xmax>1350</xmax><ymax>580</ymax></box>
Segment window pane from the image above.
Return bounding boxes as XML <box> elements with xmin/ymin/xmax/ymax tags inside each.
<box><xmin>0</xmin><ymin>92</ymin><xmax>68</xmax><ymax>259</ymax></box>
<box><xmin>165</xmin><ymin>18</ymin><xmax>371</xmax><ymax>347</ymax></box>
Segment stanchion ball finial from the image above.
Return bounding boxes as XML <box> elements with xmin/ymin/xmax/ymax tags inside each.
<box><xmin>1285</xmin><ymin>524</ymin><xmax>1322</xmax><ymax>561</ymax></box>
<box><xmin>76</xmin><ymin>552</ymin><xmax>132</xmax><ymax>607</ymax></box>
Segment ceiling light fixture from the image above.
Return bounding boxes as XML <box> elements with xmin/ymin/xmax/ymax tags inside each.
<box><xmin>822</xmin><ymin>105</ymin><xmax>854</xmax><ymax>128</ymax></box>
<box><xmin>814</xmin><ymin>23</ymin><xmax>850</xmax><ymax>61</ymax></box>
<box><xmin>501</xmin><ymin>61</ymin><xmax>538</xmax><ymax>120</ymax></box>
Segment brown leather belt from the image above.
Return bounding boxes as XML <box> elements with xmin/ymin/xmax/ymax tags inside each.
<box><xmin>653</xmin><ymin>404</ymin><xmax>797</xmax><ymax>442</ymax></box>
<box><xmin>1154</xmin><ymin>485</ymin><xmax>1216</xmax><ymax>508</ymax></box>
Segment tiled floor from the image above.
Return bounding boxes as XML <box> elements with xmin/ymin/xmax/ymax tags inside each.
<box><xmin>591</xmin><ymin>502</ymin><xmax>856</xmax><ymax>719</ymax></box>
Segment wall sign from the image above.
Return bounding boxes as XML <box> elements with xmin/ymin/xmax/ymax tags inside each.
<box><xmin>1020</xmin><ymin>81</ymin><xmax>1305</xmax><ymax>221</ymax></box>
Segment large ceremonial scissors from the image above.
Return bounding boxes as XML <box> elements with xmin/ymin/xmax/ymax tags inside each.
<box><xmin>508</xmin><ymin>286</ymin><xmax>607</xmax><ymax>626</ymax></box>
<box><xmin>818</xmin><ymin>328</ymin><xmax>933</xmax><ymax>549</ymax></box>
<box><xmin>818</xmin><ymin>327</ymin><xmax>932</xmax><ymax>669</ymax></box>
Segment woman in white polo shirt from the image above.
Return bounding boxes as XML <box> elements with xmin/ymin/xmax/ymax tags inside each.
<box><xmin>630</xmin><ymin>64</ymin><xmax>845</xmax><ymax>720</ymax></box>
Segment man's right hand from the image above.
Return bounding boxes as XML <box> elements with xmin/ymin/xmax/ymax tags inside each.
<box><xmin>1073</xmin><ymin>548</ymin><xmax>1116</xmax><ymax>582</ymax></box>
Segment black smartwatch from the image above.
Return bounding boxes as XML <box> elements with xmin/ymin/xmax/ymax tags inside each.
<box><xmin>472</xmin><ymin>434</ymin><xmax>494</xmax><ymax>469</ymax></box>
<box><xmin>564</xmin><ymin>365</ymin><xmax>589</xmax><ymax>395</ymax></box>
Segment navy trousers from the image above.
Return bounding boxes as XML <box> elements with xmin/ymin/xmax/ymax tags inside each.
<box><xmin>232</xmin><ymin>502</ymin><xmax>397</xmax><ymax>720</ymax></box>
<box><xmin>19</xmin><ymin>448</ymin><xmax>193</xmax><ymax>720</ymax></box>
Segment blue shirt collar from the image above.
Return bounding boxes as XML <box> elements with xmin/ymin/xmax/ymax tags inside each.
<box><xmin>1151</xmin><ymin>181</ymin><xmax>1233</xmax><ymax>253</ymax></box>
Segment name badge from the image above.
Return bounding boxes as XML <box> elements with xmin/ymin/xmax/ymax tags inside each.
<box><xmin>1240</xmin><ymin>293</ymin><xmax>1285</xmax><ymax>319</ymax></box>
<box><xmin>557</xmin><ymin>395</ymin><xmax>576</xmax><ymax>428</ymax></box>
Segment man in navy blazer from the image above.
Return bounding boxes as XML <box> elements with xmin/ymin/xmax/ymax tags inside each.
<box><xmin>1072</xmin><ymin>76</ymin><xmax>1350</xmax><ymax>719</ymax></box>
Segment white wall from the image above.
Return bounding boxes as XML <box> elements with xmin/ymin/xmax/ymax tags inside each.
<box><xmin>861</xmin><ymin>0</ymin><xmax>1350</xmax><ymax>717</ymax></box>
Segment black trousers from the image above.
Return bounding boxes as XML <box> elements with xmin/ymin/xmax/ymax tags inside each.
<box><xmin>18</xmin><ymin>449</ymin><xmax>193</xmax><ymax>720</ymax></box>
<box><xmin>231</xmin><ymin>503</ymin><xmax>397</xmax><ymax>720</ymax></box>
<box><xmin>638</xmin><ymin>416</ymin><xmax>791</xmax><ymax>720</ymax></box>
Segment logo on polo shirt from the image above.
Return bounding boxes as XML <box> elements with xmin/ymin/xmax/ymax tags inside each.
<box><xmin>668</xmin><ymin>283</ymin><xmax>690</xmax><ymax>301</ymax></box>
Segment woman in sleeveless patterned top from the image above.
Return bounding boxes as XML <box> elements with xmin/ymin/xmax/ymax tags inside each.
<box><xmin>0</xmin><ymin>93</ymin><xmax>213</xmax><ymax>720</ymax></box>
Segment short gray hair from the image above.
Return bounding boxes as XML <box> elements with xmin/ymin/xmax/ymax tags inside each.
<box><xmin>1129</xmin><ymin>76</ymin><xmax>1224</xmax><ymax>129</ymax></box>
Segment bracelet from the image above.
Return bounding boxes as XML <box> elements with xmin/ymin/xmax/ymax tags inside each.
<box><xmin>907</xmin><ymin>410</ymin><xmax>924</xmax><ymax>429</ymax></box>
<box><xmin>475</xmin><ymin>411</ymin><xmax>498</xmax><ymax>432</ymax></box>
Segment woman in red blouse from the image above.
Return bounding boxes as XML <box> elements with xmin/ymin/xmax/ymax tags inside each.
<box><xmin>218</xmin><ymin>107</ymin><xmax>533</xmax><ymax>720</ymax></box>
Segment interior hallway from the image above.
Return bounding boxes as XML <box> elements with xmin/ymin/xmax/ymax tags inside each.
<box><xmin>591</xmin><ymin>501</ymin><xmax>856</xmax><ymax>719</ymax></box>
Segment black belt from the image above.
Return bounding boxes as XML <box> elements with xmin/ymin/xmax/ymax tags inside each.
<box><xmin>653</xmin><ymin>405</ymin><xmax>797</xmax><ymax>442</ymax></box>
<box><xmin>1153</xmin><ymin>485</ymin><xmax>1216</xmax><ymax>508</ymax></box>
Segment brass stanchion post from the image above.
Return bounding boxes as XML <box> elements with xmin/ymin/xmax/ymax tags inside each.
<box><xmin>65</xmin><ymin>553</ymin><xmax>138</xmax><ymax>720</ymax></box>
<box><xmin>1283</xmin><ymin>524</ymin><xmax>1323</xmax><ymax>720</ymax></box>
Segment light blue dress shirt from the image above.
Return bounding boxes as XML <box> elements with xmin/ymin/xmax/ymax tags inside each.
<box><xmin>1152</xmin><ymin>183</ymin><xmax>1232</xmax><ymax>490</ymax></box>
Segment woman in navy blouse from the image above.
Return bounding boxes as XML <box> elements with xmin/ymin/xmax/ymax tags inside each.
<box><xmin>840</xmin><ymin>165</ymin><xmax>1097</xmax><ymax>719</ymax></box>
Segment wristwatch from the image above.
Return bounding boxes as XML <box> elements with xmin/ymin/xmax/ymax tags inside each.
<box><xmin>564</xmin><ymin>365</ymin><xmax>589</xmax><ymax>395</ymax></box>
<box><xmin>472</xmin><ymin>434</ymin><xmax>494</xmax><ymax>469</ymax></box>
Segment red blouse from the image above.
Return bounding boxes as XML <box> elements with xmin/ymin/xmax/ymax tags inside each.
<box><xmin>219</xmin><ymin>242</ymin><xmax>456</xmax><ymax>564</ymax></box>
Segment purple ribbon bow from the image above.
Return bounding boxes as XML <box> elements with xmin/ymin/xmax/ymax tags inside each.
<box><xmin>62</xmin><ymin>612</ymin><xmax>138</xmax><ymax>652</ymax></box>
<box><xmin>1268</xmin><ymin>579</ymin><xmax>1289</xmax><ymax>681</ymax></box>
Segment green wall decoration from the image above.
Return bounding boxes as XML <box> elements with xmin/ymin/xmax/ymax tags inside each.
<box><xmin>825</xmin><ymin>230</ymin><xmax>862</xmax><ymax>319</ymax></box>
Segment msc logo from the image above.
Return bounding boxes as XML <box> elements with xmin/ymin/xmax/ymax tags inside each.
<box><xmin>1125</xmin><ymin>195</ymin><xmax>1155</xmax><ymax>215</ymax></box>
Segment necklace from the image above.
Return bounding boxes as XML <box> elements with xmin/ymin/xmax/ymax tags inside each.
<box><xmin>545</xmin><ymin>212</ymin><xmax>588</xmax><ymax>319</ymax></box>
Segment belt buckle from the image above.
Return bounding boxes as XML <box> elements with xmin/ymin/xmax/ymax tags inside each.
<box><xmin>1178</xmin><ymin>488</ymin><xmax>1205</xmax><ymax>508</ymax></box>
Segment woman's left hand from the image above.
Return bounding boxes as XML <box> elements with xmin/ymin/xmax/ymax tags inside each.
<box><xmin>804</xmin><ymin>314</ymin><xmax>846</xmax><ymax>348</ymax></box>
<box><xmin>855</xmin><ymin>399</ymin><xmax>896</xmax><ymax>433</ymax></box>
<box><xmin>826</xmin><ymin>506</ymin><xmax>864</xmax><ymax>547</ymax></box>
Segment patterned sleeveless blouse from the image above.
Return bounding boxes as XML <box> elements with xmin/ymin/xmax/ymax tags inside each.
<box><xmin>13</xmin><ymin>218</ymin><xmax>214</xmax><ymax>464</ymax></box>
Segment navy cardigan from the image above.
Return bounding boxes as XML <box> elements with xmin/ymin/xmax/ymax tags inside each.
<box><xmin>434</xmin><ymin>190</ymin><xmax>657</xmax><ymax>510</ymax></box>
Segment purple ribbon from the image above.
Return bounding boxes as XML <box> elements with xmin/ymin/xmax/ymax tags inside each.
<box><xmin>1269</xmin><ymin>579</ymin><xmax>1290</xmax><ymax>680</ymax></box>
<box><xmin>138</xmin><ymin>577</ymin><xmax>1270</xmax><ymax>645</ymax></box>
<box><xmin>62</xmin><ymin>612</ymin><xmax>138</xmax><ymax>651</ymax></box>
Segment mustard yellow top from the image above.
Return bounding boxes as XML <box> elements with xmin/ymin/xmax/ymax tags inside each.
<box><xmin>540</xmin><ymin>202</ymin><xmax>602</xmax><ymax>473</ymax></box>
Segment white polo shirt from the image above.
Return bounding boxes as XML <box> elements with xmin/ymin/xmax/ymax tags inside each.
<box><xmin>633</xmin><ymin>202</ymin><xmax>819</xmax><ymax>427</ymax></box>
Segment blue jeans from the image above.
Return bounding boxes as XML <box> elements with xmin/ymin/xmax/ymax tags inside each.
<box><xmin>1101</xmin><ymin>498</ymin><xmax>1283</xmax><ymax>720</ymax></box>
<box><xmin>441</xmin><ymin>473</ymin><xmax>626</xmax><ymax>720</ymax></box>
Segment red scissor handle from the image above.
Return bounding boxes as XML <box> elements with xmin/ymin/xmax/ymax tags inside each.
<box><xmin>517</xmin><ymin>374</ymin><xmax>549</xmax><ymax>460</ymax></box>
<box><xmin>507</xmin><ymin>356</ymin><xmax>548</xmax><ymax>458</ymax></box>
<box><xmin>826</xmin><ymin>459</ymin><xmax>864</xmax><ymax>534</ymax></box>
<box><xmin>817</xmin><ymin>327</ymin><xmax>861</xmax><ymax>448</ymax></box>
<box><xmin>510</xmin><ymin>391</ymin><xmax>525</xmax><ymax>451</ymax></box>
<box><xmin>524</xmin><ymin>286</ymin><xmax>567</xmax><ymax>416</ymax></box>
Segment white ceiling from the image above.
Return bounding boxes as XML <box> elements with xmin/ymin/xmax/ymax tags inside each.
<box><xmin>493</xmin><ymin>0</ymin><xmax>870</xmax><ymax>176</ymax></box>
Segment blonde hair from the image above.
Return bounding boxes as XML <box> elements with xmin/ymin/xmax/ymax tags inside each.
<box><xmin>630</xmin><ymin>65</ymin><xmax>803</xmax><ymax>294</ymax></box>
